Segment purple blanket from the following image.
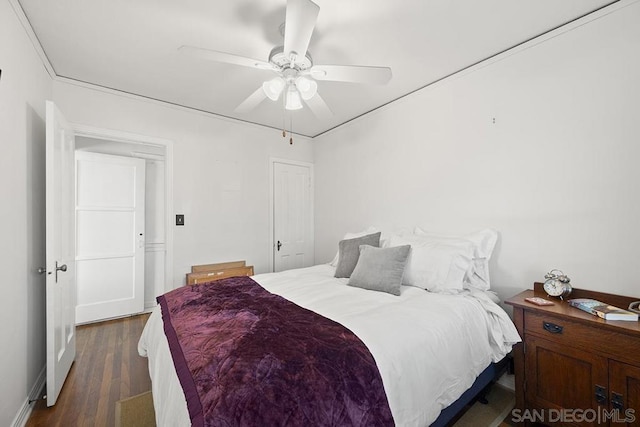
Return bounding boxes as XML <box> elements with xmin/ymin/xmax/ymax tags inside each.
<box><xmin>158</xmin><ymin>276</ymin><xmax>394</xmax><ymax>427</ymax></box>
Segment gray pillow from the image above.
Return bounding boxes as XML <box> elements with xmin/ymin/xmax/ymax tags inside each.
<box><xmin>348</xmin><ymin>245</ymin><xmax>412</xmax><ymax>296</ymax></box>
<box><xmin>334</xmin><ymin>232</ymin><xmax>381</xmax><ymax>278</ymax></box>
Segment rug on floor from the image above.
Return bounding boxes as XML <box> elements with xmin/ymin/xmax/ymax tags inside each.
<box><xmin>115</xmin><ymin>391</ymin><xmax>156</xmax><ymax>427</ymax></box>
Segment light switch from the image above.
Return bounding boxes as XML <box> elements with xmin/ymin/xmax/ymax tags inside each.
<box><xmin>176</xmin><ymin>214</ymin><xmax>185</xmax><ymax>226</ymax></box>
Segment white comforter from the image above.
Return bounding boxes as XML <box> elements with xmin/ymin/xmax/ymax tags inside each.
<box><xmin>138</xmin><ymin>264</ymin><xmax>520</xmax><ymax>426</ymax></box>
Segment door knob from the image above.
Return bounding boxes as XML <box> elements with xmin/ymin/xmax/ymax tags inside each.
<box><xmin>277</xmin><ymin>240</ymin><xmax>282</xmax><ymax>251</ymax></box>
<box><xmin>55</xmin><ymin>262</ymin><xmax>67</xmax><ymax>283</ymax></box>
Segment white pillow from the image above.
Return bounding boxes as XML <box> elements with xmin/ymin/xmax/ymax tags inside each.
<box><xmin>329</xmin><ymin>227</ymin><xmax>379</xmax><ymax>267</ymax></box>
<box><xmin>413</xmin><ymin>228</ymin><xmax>498</xmax><ymax>291</ymax></box>
<box><xmin>387</xmin><ymin>233</ymin><xmax>474</xmax><ymax>293</ymax></box>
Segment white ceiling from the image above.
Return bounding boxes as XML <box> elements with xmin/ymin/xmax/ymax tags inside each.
<box><xmin>18</xmin><ymin>0</ymin><xmax>615</xmax><ymax>137</ymax></box>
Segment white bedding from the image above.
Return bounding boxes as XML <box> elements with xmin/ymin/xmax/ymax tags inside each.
<box><xmin>138</xmin><ymin>264</ymin><xmax>520</xmax><ymax>426</ymax></box>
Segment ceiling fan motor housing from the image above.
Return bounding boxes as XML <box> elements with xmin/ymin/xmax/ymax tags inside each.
<box><xmin>269</xmin><ymin>46</ymin><xmax>313</xmax><ymax>70</ymax></box>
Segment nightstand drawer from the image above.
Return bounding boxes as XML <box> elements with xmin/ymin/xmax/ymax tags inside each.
<box><xmin>524</xmin><ymin>311</ymin><xmax>640</xmax><ymax>363</ymax></box>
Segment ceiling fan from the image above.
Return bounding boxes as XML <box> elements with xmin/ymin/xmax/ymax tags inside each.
<box><xmin>179</xmin><ymin>0</ymin><xmax>392</xmax><ymax>119</ymax></box>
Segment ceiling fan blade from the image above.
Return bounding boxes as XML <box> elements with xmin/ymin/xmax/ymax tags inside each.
<box><xmin>179</xmin><ymin>45</ymin><xmax>276</xmax><ymax>71</ymax></box>
<box><xmin>310</xmin><ymin>65</ymin><xmax>392</xmax><ymax>85</ymax></box>
<box><xmin>283</xmin><ymin>0</ymin><xmax>320</xmax><ymax>63</ymax></box>
<box><xmin>304</xmin><ymin>93</ymin><xmax>332</xmax><ymax>120</ymax></box>
<box><xmin>235</xmin><ymin>86</ymin><xmax>267</xmax><ymax>113</ymax></box>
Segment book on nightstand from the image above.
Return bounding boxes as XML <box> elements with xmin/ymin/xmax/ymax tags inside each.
<box><xmin>568</xmin><ymin>298</ymin><xmax>639</xmax><ymax>321</ymax></box>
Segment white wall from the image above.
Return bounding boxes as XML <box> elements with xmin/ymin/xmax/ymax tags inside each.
<box><xmin>0</xmin><ymin>1</ymin><xmax>52</xmax><ymax>425</ymax></box>
<box><xmin>314</xmin><ymin>3</ymin><xmax>640</xmax><ymax>302</ymax></box>
<box><xmin>52</xmin><ymin>81</ymin><xmax>314</xmax><ymax>288</ymax></box>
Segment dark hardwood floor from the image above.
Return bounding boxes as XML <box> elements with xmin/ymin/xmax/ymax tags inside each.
<box><xmin>23</xmin><ymin>312</ymin><xmax>517</xmax><ymax>426</ymax></box>
<box><xmin>27</xmin><ymin>314</ymin><xmax>152</xmax><ymax>427</ymax></box>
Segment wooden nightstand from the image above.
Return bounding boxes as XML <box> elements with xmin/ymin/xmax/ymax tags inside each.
<box><xmin>186</xmin><ymin>260</ymin><xmax>254</xmax><ymax>285</ymax></box>
<box><xmin>505</xmin><ymin>284</ymin><xmax>640</xmax><ymax>426</ymax></box>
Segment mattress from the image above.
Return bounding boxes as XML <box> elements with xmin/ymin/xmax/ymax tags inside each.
<box><xmin>139</xmin><ymin>264</ymin><xmax>520</xmax><ymax>426</ymax></box>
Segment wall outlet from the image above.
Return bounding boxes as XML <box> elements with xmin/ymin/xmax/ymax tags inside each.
<box><xmin>176</xmin><ymin>214</ymin><xmax>185</xmax><ymax>226</ymax></box>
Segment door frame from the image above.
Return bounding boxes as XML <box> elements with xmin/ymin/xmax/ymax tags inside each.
<box><xmin>72</xmin><ymin>124</ymin><xmax>175</xmax><ymax>296</ymax></box>
<box><xmin>269</xmin><ymin>158</ymin><xmax>314</xmax><ymax>272</ymax></box>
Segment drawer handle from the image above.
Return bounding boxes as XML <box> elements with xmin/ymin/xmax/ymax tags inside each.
<box><xmin>543</xmin><ymin>321</ymin><xmax>563</xmax><ymax>334</ymax></box>
<box><xmin>595</xmin><ymin>385</ymin><xmax>607</xmax><ymax>405</ymax></box>
<box><xmin>611</xmin><ymin>392</ymin><xmax>624</xmax><ymax>411</ymax></box>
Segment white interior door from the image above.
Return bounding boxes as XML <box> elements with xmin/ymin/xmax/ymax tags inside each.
<box><xmin>45</xmin><ymin>100</ymin><xmax>76</xmax><ymax>407</ymax></box>
<box><xmin>75</xmin><ymin>151</ymin><xmax>145</xmax><ymax>324</ymax></box>
<box><xmin>273</xmin><ymin>161</ymin><xmax>314</xmax><ymax>272</ymax></box>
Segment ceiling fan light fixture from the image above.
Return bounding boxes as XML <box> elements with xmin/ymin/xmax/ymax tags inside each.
<box><xmin>295</xmin><ymin>76</ymin><xmax>318</xmax><ymax>100</ymax></box>
<box><xmin>285</xmin><ymin>85</ymin><xmax>303</xmax><ymax>110</ymax></box>
<box><xmin>262</xmin><ymin>77</ymin><xmax>285</xmax><ymax>101</ymax></box>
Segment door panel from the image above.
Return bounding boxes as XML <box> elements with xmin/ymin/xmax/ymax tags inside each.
<box><xmin>526</xmin><ymin>335</ymin><xmax>608</xmax><ymax>426</ymax></box>
<box><xmin>144</xmin><ymin>248</ymin><xmax>165</xmax><ymax>308</ymax></box>
<box><xmin>273</xmin><ymin>161</ymin><xmax>313</xmax><ymax>272</ymax></box>
<box><xmin>76</xmin><ymin>161</ymin><xmax>137</xmax><ymax>206</ymax></box>
<box><xmin>144</xmin><ymin>160</ymin><xmax>165</xmax><ymax>244</ymax></box>
<box><xmin>45</xmin><ymin>101</ymin><xmax>76</xmax><ymax>407</ymax></box>
<box><xmin>143</xmin><ymin>159</ymin><xmax>166</xmax><ymax>308</ymax></box>
<box><xmin>75</xmin><ymin>151</ymin><xmax>145</xmax><ymax>324</ymax></box>
<box><xmin>609</xmin><ymin>360</ymin><xmax>640</xmax><ymax>426</ymax></box>
<box><xmin>76</xmin><ymin>210</ymin><xmax>135</xmax><ymax>255</ymax></box>
<box><xmin>76</xmin><ymin>257</ymin><xmax>136</xmax><ymax>303</ymax></box>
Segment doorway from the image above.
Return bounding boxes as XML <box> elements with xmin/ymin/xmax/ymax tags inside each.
<box><xmin>72</xmin><ymin>125</ymin><xmax>174</xmax><ymax>322</ymax></box>
<box><xmin>270</xmin><ymin>158</ymin><xmax>314</xmax><ymax>272</ymax></box>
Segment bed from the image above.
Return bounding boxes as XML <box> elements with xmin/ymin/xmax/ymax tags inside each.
<box><xmin>139</xmin><ymin>260</ymin><xmax>520</xmax><ymax>426</ymax></box>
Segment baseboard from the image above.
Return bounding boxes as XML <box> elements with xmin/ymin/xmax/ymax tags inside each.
<box><xmin>11</xmin><ymin>365</ymin><xmax>46</xmax><ymax>427</ymax></box>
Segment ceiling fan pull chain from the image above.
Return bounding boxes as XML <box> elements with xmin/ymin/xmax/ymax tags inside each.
<box><xmin>282</xmin><ymin>95</ymin><xmax>287</xmax><ymax>138</ymax></box>
<box><xmin>290</xmin><ymin>114</ymin><xmax>294</xmax><ymax>145</ymax></box>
